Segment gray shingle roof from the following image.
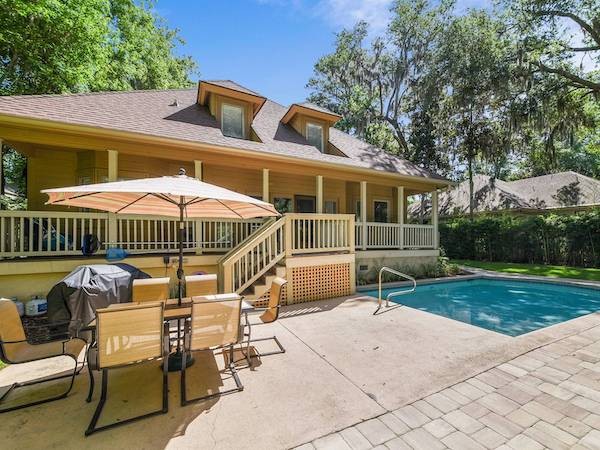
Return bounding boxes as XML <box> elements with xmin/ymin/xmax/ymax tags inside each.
<box><xmin>203</xmin><ymin>80</ymin><xmax>263</xmax><ymax>97</ymax></box>
<box><xmin>0</xmin><ymin>85</ymin><xmax>447</xmax><ymax>182</ymax></box>
<box><xmin>296</xmin><ymin>101</ymin><xmax>339</xmax><ymax>116</ymax></box>
<box><xmin>410</xmin><ymin>172</ymin><xmax>600</xmax><ymax>217</ymax></box>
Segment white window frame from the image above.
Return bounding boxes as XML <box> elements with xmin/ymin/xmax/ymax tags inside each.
<box><xmin>306</xmin><ymin>122</ymin><xmax>324</xmax><ymax>152</ymax></box>
<box><xmin>221</xmin><ymin>103</ymin><xmax>245</xmax><ymax>139</ymax></box>
<box><xmin>373</xmin><ymin>199</ymin><xmax>390</xmax><ymax>223</ymax></box>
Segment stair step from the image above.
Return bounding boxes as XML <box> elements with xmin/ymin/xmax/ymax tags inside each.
<box><xmin>252</xmin><ymin>283</ymin><xmax>269</xmax><ymax>298</ymax></box>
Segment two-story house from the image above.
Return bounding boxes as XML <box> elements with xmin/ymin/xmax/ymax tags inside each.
<box><xmin>0</xmin><ymin>80</ymin><xmax>451</xmax><ymax>304</ymax></box>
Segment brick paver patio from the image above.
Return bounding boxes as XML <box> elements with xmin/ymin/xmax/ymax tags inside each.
<box><xmin>297</xmin><ymin>324</ymin><xmax>600</xmax><ymax>450</ymax></box>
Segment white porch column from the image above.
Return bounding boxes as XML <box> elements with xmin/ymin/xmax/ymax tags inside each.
<box><xmin>262</xmin><ymin>168</ymin><xmax>270</xmax><ymax>202</ymax></box>
<box><xmin>316</xmin><ymin>175</ymin><xmax>323</xmax><ymax>213</ymax></box>
<box><xmin>360</xmin><ymin>181</ymin><xmax>367</xmax><ymax>250</ymax></box>
<box><xmin>194</xmin><ymin>160</ymin><xmax>203</xmax><ymax>180</ymax></box>
<box><xmin>397</xmin><ymin>186</ymin><xmax>404</xmax><ymax>249</ymax></box>
<box><xmin>431</xmin><ymin>189</ymin><xmax>439</xmax><ymax>249</ymax></box>
<box><xmin>107</xmin><ymin>150</ymin><xmax>118</xmax><ymax>182</ymax></box>
<box><xmin>194</xmin><ymin>160</ymin><xmax>204</xmax><ymax>254</ymax></box>
<box><xmin>107</xmin><ymin>150</ymin><xmax>118</xmax><ymax>247</ymax></box>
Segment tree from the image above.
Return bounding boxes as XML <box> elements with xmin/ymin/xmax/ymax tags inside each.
<box><xmin>0</xmin><ymin>0</ymin><xmax>197</xmax><ymax>94</ymax></box>
<box><xmin>507</xmin><ymin>0</ymin><xmax>600</xmax><ymax>94</ymax></box>
<box><xmin>308</xmin><ymin>0</ymin><xmax>454</xmax><ymax>156</ymax></box>
<box><xmin>436</xmin><ymin>11</ymin><xmax>513</xmax><ymax>218</ymax></box>
<box><xmin>0</xmin><ymin>0</ymin><xmax>197</xmax><ymax>208</ymax></box>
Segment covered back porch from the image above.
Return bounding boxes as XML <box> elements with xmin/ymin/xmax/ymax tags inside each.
<box><xmin>0</xmin><ymin>143</ymin><xmax>441</xmax><ymax>259</ymax></box>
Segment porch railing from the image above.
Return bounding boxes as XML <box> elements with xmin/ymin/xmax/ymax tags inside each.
<box><xmin>114</xmin><ymin>215</ymin><xmax>262</xmax><ymax>254</ymax></box>
<box><xmin>0</xmin><ymin>210</ymin><xmax>262</xmax><ymax>258</ymax></box>
<box><xmin>0</xmin><ymin>210</ymin><xmax>436</xmax><ymax>259</ymax></box>
<box><xmin>355</xmin><ymin>222</ymin><xmax>436</xmax><ymax>249</ymax></box>
<box><xmin>0</xmin><ymin>210</ymin><xmax>109</xmax><ymax>257</ymax></box>
<box><xmin>288</xmin><ymin>213</ymin><xmax>354</xmax><ymax>255</ymax></box>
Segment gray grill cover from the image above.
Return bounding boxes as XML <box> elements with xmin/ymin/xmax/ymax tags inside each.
<box><xmin>47</xmin><ymin>264</ymin><xmax>151</xmax><ymax>335</ymax></box>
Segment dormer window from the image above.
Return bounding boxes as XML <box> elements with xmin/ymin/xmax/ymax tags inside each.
<box><xmin>306</xmin><ymin>122</ymin><xmax>324</xmax><ymax>152</ymax></box>
<box><xmin>221</xmin><ymin>103</ymin><xmax>245</xmax><ymax>139</ymax></box>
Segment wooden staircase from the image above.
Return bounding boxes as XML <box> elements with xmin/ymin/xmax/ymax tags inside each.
<box><xmin>241</xmin><ymin>263</ymin><xmax>287</xmax><ymax>301</ymax></box>
<box><xmin>218</xmin><ymin>216</ymin><xmax>287</xmax><ymax>301</ymax></box>
<box><xmin>218</xmin><ymin>213</ymin><xmax>355</xmax><ymax>304</ymax></box>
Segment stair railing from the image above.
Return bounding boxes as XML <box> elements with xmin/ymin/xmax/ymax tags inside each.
<box><xmin>220</xmin><ymin>216</ymin><xmax>286</xmax><ymax>294</ymax></box>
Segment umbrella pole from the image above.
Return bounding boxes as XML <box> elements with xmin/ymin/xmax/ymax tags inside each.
<box><xmin>168</xmin><ymin>196</ymin><xmax>194</xmax><ymax>371</ymax></box>
<box><xmin>177</xmin><ymin>197</ymin><xmax>185</xmax><ymax>307</ymax></box>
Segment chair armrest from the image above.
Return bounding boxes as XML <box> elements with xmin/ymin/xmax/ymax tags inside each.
<box><xmin>62</xmin><ymin>337</ymin><xmax>87</xmax><ymax>354</ymax></box>
<box><xmin>0</xmin><ymin>338</ymin><xmax>28</xmax><ymax>345</ymax></box>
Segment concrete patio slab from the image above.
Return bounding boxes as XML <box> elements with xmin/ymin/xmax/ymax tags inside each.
<box><xmin>1</xmin><ymin>294</ymin><xmax>600</xmax><ymax>449</ymax></box>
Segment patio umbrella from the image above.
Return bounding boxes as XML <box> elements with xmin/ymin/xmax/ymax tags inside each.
<box><xmin>42</xmin><ymin>168</ymin><xmax>280</xmax><ymax>305</ymax></box>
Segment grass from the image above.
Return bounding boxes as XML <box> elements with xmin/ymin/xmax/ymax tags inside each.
<box><xmin>453</xmin><ymin>260</ymin><xmax>600</xmax><ymax>282</ymax></box>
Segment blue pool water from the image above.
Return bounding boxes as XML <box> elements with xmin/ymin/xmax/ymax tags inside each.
<box><xmin>364</xmin><ymin>279</ymin><xmax>600</xmax><ymax>336</ymax></box>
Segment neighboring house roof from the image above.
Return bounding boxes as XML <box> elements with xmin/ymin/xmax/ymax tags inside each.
<box><xmin>0</xmin><ymin>83</ymin><xmax>448</xmax><ymax>183</ymax></box>
<box><xmin>410</xmin><ymin>171</ymin><xmax>600</xmax><ymax>217</ymax></box>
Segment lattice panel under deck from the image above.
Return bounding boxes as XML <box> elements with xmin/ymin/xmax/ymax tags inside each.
<box><xmin>290</xmin><ymin>263</ymin><xmax>351</xmax><ymax>304</ymax></box>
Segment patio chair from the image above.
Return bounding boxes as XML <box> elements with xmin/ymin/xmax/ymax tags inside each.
<box><xmin>180</xmin><ymin>295</ymin><xmax>243</xmax><ymax>406</ymax></box>
<box><xmin>0</xmin><ymin>298</ymin><xmax>86</xmax><ymax>413</ymax></box>
<box><xmin>85</xmin><ymin>302</ymin><xmax>169</xmax><ymax>436</ymax></box>
<box><xmin>132</xmin><ymin>277</ymin><xmax>170</xmax><ymax>303</ymax></box>
<box><xmin>242</xmin><ymin>278</ymin><xmax>287</xmax><ymax>359</ymax></box>
<box><xmin>185</xmin><ymin>274</ymin><xmax>217</xmax><ymax>297</ymax></box>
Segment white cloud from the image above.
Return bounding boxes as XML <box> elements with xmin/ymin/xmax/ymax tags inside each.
<box><xmin>316</xmin><ymin>0</ymin><xmax>393</xmax><ymax>32</ymax></box>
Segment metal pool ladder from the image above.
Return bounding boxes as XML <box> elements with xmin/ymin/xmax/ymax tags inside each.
<box><xmin>374</xmin><ymin>266</ymin><xmax>416</xmax><ymax>315</ymax></box>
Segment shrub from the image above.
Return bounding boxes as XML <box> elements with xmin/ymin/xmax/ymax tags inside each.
<box><xmin>439</xmin><ymin>208</ymin><xmax>600</xmax><ymax>267</ymax></box>
<box><xmin>357</xmin><ymin>257</ymin><xmax>461</xmax><ymax>285</ymax></box>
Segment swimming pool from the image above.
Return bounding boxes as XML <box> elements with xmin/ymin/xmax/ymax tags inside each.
<box><xmin>363</xmin><ymin>278</ymin><xmax>600</xmax><ymax>336</ymax></box>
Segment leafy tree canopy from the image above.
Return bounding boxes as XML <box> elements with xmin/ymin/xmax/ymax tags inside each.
<box><xmin>0</xmin><ymin>0</ymin><xmax>197</xmax><ymax>95</ymax></box>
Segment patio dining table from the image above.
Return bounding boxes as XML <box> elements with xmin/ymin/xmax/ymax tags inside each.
<box><xmin>83</xmin><ymin>294</ymin><xmax>255</xmax><ymax>370</ymax></box>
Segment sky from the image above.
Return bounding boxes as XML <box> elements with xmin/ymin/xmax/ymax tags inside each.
<box><xmin>155</xmin><ymin>0</ymin><xmax>595</xmax><ymax>106</ymax></box>
<box><xmin>156</xmin><ymin>0</ymin><xmax>489</xmax><ymax>106</ymax></box>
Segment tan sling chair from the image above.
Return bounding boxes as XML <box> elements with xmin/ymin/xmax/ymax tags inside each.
<box><xmin>0</xmin><ymin>298</ymin><xmax>86</xmax><ymax>413</ymax></box>
<box><xmin>241</xmin><ymin>278</ymin><xmax>287</xmax><ymax>361</ymax></box>
<box><xmin>181</xmin><ymin>295</ymin><xmax>243</xmax><ymax>406</ymax></box>
<box><xmin>85</xmin><ymin>302</ymin><xmax>169</xmax><ymax>436</ymax></box>
<box><xmin>132</xmin><ymin>277</ymin><xmax>170</xmax><ymax>303</ymax></box>
<box><xmin>185</xmin><ymin>274</ymin><xmax>218</xmax><ymax>297</ymax></box>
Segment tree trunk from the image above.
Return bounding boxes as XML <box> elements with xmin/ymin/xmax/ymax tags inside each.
<box><xmin>468</xmin><ymin>153</ymin><xmax>474</xmax><ymax>220</ymax></box>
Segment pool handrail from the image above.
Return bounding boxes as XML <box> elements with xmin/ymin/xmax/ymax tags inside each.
<box><xmin>375</xmin><ymin>267</ymin><xmax>416</xmax><ymax>314</ymax></box>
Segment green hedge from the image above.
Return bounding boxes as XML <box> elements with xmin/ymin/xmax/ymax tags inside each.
<box><xmin>439</xmin><ymin>208</ymin><xmax>600</xmax><ymax>268</ymax></box>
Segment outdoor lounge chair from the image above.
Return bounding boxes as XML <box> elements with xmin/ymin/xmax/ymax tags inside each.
<box><xmin>180</xmin><ymin>295</ymin><xmax>243</xmax><ymax>406</ymax></box>
<box><xmin>132</xmin><ymin>277</ymin><xmax>170</xmax><ymax>303</ymax></box>
<box><xmin>185</xmin><ymin>274</ymin><xmax>218</xmax><ymax>297</ymax></box>
<box><xmin>85</xmin><ymin>302</ymin><xmax>169</xmax><ymax>436</ymax></box>
<box><xmin>0</xmin><ymin>298</ymin><xmax>86</xmax><ymax>413</ymax></box>
<box><xmin>242</xmin><ymin>278</ymin><xmax>287</xmax><ymax>359</ymax></box>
